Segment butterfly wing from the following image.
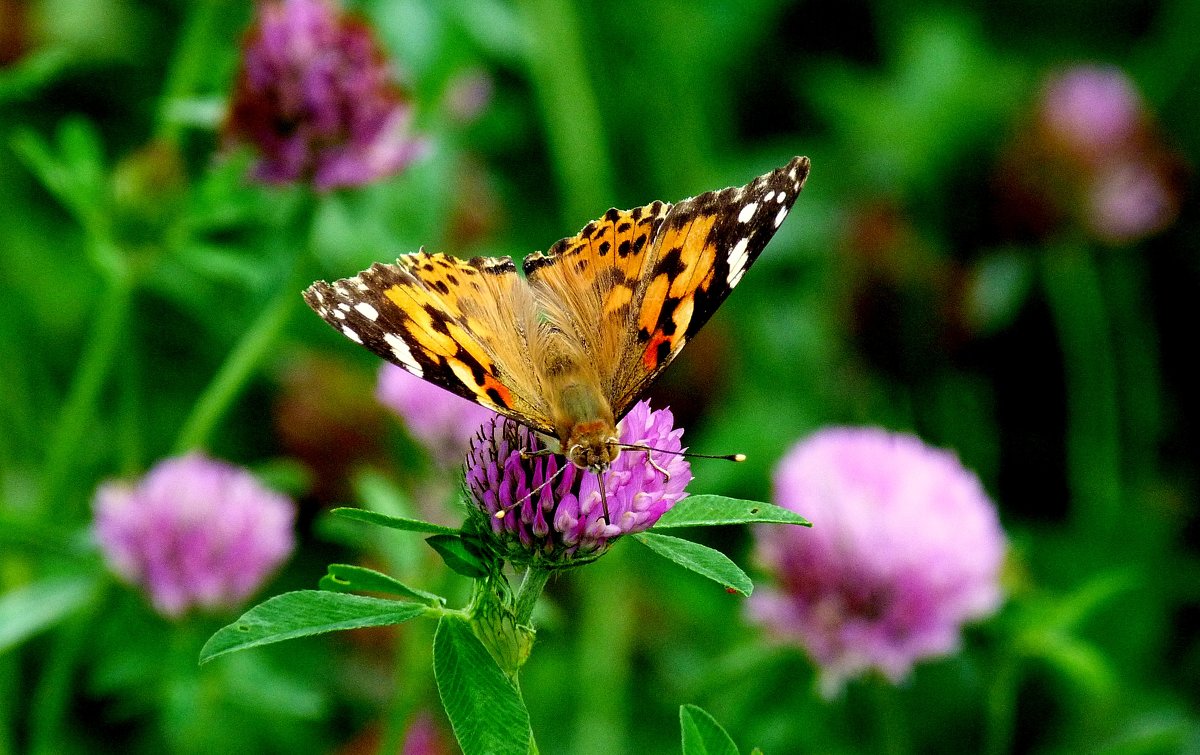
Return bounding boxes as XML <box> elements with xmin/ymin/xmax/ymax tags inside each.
<box><xmin>523</xmin><ymin>201</ymin><xmax>672</xmax><ymax>376</ymax></box>
<box><xmin>612</xmin><ymin>156</ymin><xmax>810</xmax><ymax>412</ymax></box>
<box><xmin>525</xmin><ymin>156</ymin><xmax>810</xmax><ymax>418</ymax></box>
<box><xmin>303</xmin><ymin>252</ymin><xmax>556</xmax><ymax>434</ymax></box>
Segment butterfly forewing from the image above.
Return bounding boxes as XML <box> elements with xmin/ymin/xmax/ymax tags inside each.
<box><xmin>303</xmin><ymin>253</ymin><xmax>556</xmax><ymax>434</ymax></box>
<box><xmin>609</xmin><ymin>156</ymin><xmax>811</xmax><ymax>414</ymax></box>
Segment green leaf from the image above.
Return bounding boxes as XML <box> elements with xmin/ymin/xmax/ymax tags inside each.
<box><xmin>10</xmin><ymin>127</ymin><xmax>83</xmax><ymax>219</ymax></box>
<box><xmin>354</xmin><ymin>469</ymin><xmax>417</xmax><ymax>516</ymax></box>
<box><xmin>200</xmin><ymin>590</ymin><xmax>428</xmax><ymax>663</ymax></box>
<box><xmin>0</xmin><ymin>576</ymin><xmax>99</xmax><ymax>653</ymax></box>
<box><xmin>1023</xmin><ymin>632</ymin><xmax>1117</xmax><ymax>701</ymax></box>
<box><xmin>434</xmin><ymin>615</ymin><xmax>532</xmax><ymax>755</ymax></box>
<box><xmin>0</xmin><ymin>47</ymin><xmax>71</xmax><ymax>102</ymax></box>
<box><xmin>331</xmin><ymin>507</ymin><xmax>461</xmax><ymax>535</ymax></box>
<box><xmin>653</xmin><ymin>495</ymin><xmax>811</xmax><ymax>529</ymax></box>
<box><xmin>633</xmin><ymin>532</ymin><xmax>753</xmax><ymax>596</ymax></box>
<box><xmin>426</xmin><ymin>534</ymin><xmax>489</xmax><ymax>579</ymax></box>
<box><xmin>319</xmin><ymin>564</ymin><xmax>445</xmax><ymax>606</ymax></box>
<box><xmin>681</xmin><ymin>704</ymin><xmax>740</xmax><ymax>755</ymax></box>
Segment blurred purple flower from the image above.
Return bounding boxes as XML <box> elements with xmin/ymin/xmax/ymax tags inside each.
<box><xmin>377</xmin><ymin>363</ymin><xmax>497</xmax><ymax>466</ymax></box>
<box><xmin>224</xmin><ymin>0</ymin><xmax>423</xmax><ymax>191</ymax></box>
<box><xmin>401</xmin><ymin>712</ymin><xmax>450</xmax><ymax>755</ymax></box>
<box><xmin>749</xmin><ymin>427</ymin><xmax>1005</xmax><ymax>694</ymax></box>
<box><xmin>465</xmin><ymin>400</ymin><xmax>691</xmax><ymax>565</ymax></box>
<box><xmin>444</xmin><ymin>68</ymin><xmax>493</xmax><ymax>124</ymax></box>
<box><xmin>93</xmin><ymin>454</ymin><xmax>295</xmax><ymax>619</ymax></box>
<box><xmin>1039</xmin><ymin>65</ymin><xmax>1142</xmax><ymax>160</ymax></box>
<box><xmin>1086</xmin><ymin>159</ymin><xmax>1176</xmax><ymax>244</ymax></box>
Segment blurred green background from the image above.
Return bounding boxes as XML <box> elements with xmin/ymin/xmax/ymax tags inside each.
<box><xmin>2</xmin><ymin>0</ymin><xmax>1199</xmax><ymax>752</ymax></box>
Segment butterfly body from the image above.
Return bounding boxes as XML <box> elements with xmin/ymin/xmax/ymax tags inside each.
<box><xmin>304</xmin><ymin>156</ymin><xmax>811</xmax><ymax>472</ymax></box>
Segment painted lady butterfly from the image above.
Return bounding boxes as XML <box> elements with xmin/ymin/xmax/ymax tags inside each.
<box><xmin>304</xmin><ymin>156</ymin><xmax>810</xmax><ymax>474</ymax></box>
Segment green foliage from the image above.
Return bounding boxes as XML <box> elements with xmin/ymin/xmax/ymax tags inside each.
<box><xmin>200</xmin><ymin>591</ymin><xmax>429</xmax><ymax>663</ymax></box>
<box><xmin>680</xmin><ymin>704</ymin><xmax>740</xmax><ymax>755</ymax></box>
<box><xmin>319</xmin><ymin>564</ymin><xmax>446</xmax><ymax>606</ymax></box>
<box><xmin>433</xmin><ymin>615</ymin><xmax>533</xmax><ymax>755</ymax></box>
<box><xmin>0</xmin><ymin>576</ymin><xmax>100</xmax><ymax>653</ymax></box>
<box><xmin>633</xmin><ymin>532</ymin><xmax>754</xmax><ymax>597</ymax></box>
<box><xmin>652</xmin><ymin>494</ymin><xmax>812</xmax><ymax>529</ymax></box>
<box><xmin>425</xmin><ymin>533</ymin><xmax>492</xmax><ymax>579</ymax></box>
<box><xmin>330</xmin><ymin>506</ymin><xmax>461</xmax><ymax>535</ymax></box>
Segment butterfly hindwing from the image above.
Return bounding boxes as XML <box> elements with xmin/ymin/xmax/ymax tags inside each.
<box><xmin>303</xmin><ymin>252</ymin><xmax>556</xmax><ymax>434</ymax></box>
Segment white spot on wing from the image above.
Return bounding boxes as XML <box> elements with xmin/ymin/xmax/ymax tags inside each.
<box><xmin>333</xmin><ymin>309</ymin><xmax>346</xmax><ymax>320</ymax></box>
<box><xmin>764</xmin><ymin>190</ymin><xmax>776</xmax><ymax>203</ymax></box>
<box><xmin>355</xmin><ymin>302</ymin><xmax>379</xmax><ymax>321</ymax></box>
<box><xmin>776</xmin><ymin>191</ymin><xmax>787</xmax><ymax>203</ymax></box>
<box><xmin>337</xmin><ymin>303</ymin><xmax>351</xmax><ymax>312</ymax></box>
<box><xmin>737</xmin><ymin>202</ymin><xmax>758</xmax><ymax>223</ymax></box>
<box><xmin>726</xmin><ymin>237</ymin><xmax>750</xmax><ymax>285</ymax></box>
<box><xmin>384</xmin><ymin>333</ymin><xmax>423</xmax><ymax>377</ymax></box>
<box><xmin>342</xmin><ymin>325</ymin><xmax>363</xmax><ymax>344</ymax></box>
<box><xmin>774</xmin><ymin>206</ymin><xmax>788</xmax><ymax>227</ymax></box>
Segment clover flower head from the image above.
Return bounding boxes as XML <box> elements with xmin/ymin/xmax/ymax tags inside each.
<box><xmin>749</xmin><ymin>427</ymin><xmax>1005</xmax><ymax>694</ymax></box>
<box><xmin>1085</xmin><ymin>158</ymin><xmax>1176</xmax><ymax>244</ymax></box>
<box><xmin>225</xmin><ymin>0</ymin><xmax>424</xmax><ymax>190</ymax></box>
<box><xmin>465</xmin><ymin>400</ymin><xmax>691</xmax><ymax>566</ymax></box>
<box><xmin>93</xmin><ymin>454</ymin><xmax>295</xmax><ymax>618</ymax></box>
<box><xmin>1039</xmin><ymin>65</ymin><xmax>1143</xmax><ymax>160</ymax></box>
<box><xmin>377</xmin><ymin>363</ymin><xmax>497</xmax><ymax>466</ymax></box>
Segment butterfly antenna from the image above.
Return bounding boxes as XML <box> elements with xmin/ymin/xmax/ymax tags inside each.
<box><xmin>494</xmin><ymin>461</ymin><xmax>570</xmax><ymax>520</ymax></box>
<box><xmin>617</xmin><ymin>443</ymin><xmax>747</xmax><ymax>463</ymax></box>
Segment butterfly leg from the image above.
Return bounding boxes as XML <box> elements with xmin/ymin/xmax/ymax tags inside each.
<box><xmin>520</xmin><ymin>448</ymin><xmax>557</xmax><ymax>461</ymax></box>
<box><xmin>597</xmin><ymin>472</ymin><xmax>611</xmax><ymax>525</ymax></box>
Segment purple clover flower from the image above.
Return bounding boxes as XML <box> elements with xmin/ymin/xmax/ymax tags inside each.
<box><xmin>401</xmin><ymin>712</ymin><xmax>451</xmax><ymax>755</ymax></box>
<box><xmin>224</xmin><ymin>0</ymin><xmax>423</xmax><ymax>191</ymax></box>
<box><xmin>749</xmin><ymin>427</ymin><xmax>1005</xmax><ymax>694</ymax></box>
<box><xmin>465</xmin><ymin>400</ymin><xmax>691</xmax><ymax>566</ymax></box>
<box><xmin>93</xmin><ymin>454</ymin><xmax>295</xmax><ymax>619</ymax></box>
<box><xmin>1086</xmin><ymin>159</ymin><xmax>1175</xmax><ymax>244</ymax></box>
<box><xmin>1039</xmin><ymin>65</ymin><xmax>1143</xmax><ymax>161</ymax></box>
<box><xmin>377</xmin><ymin>363</ymin><xmax>497</xmax><ymax>467</ymax></box>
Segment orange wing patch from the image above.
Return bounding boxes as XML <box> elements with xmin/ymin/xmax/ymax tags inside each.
<box><xmin>303</xmin><ymin>252</ymin><xmax>554</xmax><ymax>433</ymax></box>
<box><xmin>523</xmin><ymin>201</ymin><xmax>670</xmax><ymax>360</ymax></box>
<box><xmin>610</xmin><ymin>156</ymin><xmax>811</xmax><ymax>414</ymax></box>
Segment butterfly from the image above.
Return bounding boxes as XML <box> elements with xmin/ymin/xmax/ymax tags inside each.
<box><xmin>304</xmin><ymin>156</ymin><xmax>809</xmax><ymax>479</ymax></box>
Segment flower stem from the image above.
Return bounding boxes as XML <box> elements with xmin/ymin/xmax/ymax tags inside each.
<box><xmin>37</xmin><ymin>275</ymin><xmax>132</xmax><ymax>518</ymax></box>
<box><xmin>156</xmin><ymin>0</ymin><xmax>231</xmax><ymax>143</ymax></box>
<box><xmin>1040</xmin><ymin>242</ymin><xmax>1122</xmax><ymax>544</ymax></box>
<box><xmin>572</xmin><ymin>549</ymin><xmax>634</xmax><ymax>754</ymax></box>
<box><xmin>983</xmin><ymin>655</ymin><xmax>1020</xmax><ymax>755</ymax></box>
<box><xmin>869</xmin><ymin>675</ymin><xmax>911</xmax><ymax>755</ymax></box>
<box><xmin>513</xmin><ymin>567</ymin><xmax>551</xmax><ymax>626</ymax></box>
<box><xmin>516</xmin><ymin>0</ymin><xmax>614</xmax><ymax>224</ymax></box>
<box><xmin>173</xmin><ymin>199</ymin><xmax>315</xmax><ymax>454</ymax></box>
<box><xmin>27</xmin><ymin>586</ymin><xmax>103</xmax><ymax>755</ymax></box>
